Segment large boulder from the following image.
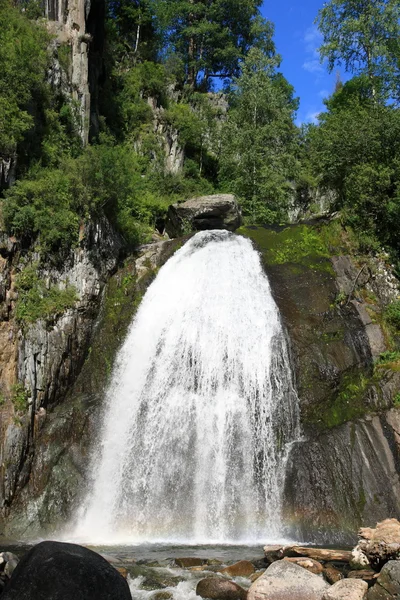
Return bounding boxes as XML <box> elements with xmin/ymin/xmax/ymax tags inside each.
<box><xmin>247</xmin><ymin>559</ymin><xmax>330</xmax><ymax>600</ymax></box>
<box><xmin>196</xmin><ymin>576</ymin><xmax>247</xmax><ymax>600</ymax></box>
<box><xmin>2</xmin><ymin>541</ymin><xmax>131</xmax><ymax>600</ymax></box>
<box><xmin>165</xmin><ymin>194</ymin><xmax>242</xmax><ymax>237</ymax></box>
<box><xmin>322</xmin><ymin>579</ymin><xmax>368</xmax><ymax>600</ymax></box>
<box><xmin>368</xmin><ymin>560</ymin><xmax>400</xmax><ymax>599</ymax></box>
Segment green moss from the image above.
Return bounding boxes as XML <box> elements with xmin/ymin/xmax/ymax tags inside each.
<box><xmin>238</xmin><ymin>223</ymin><xmax>336</xmax><ymax>274</ymax></box>
<box><xmin>393</xmin><ymin>393</ymin><xmax>400</xmax><ymax>407</ymax></box>
<box><xmin>15</xmin><ymin>265</ymin><xmax>78</xmax><ymax>325</ymax></box>
<box><xmin>304</xmin><ymin>370</ymin><xmax>382</xmax><ymax>430</ymax></box>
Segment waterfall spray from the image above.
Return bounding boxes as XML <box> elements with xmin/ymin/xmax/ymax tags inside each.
<box><xmin>74</xmin><ymin>230</ymin><xmax>300</xmax><ymax>544</ymax></box>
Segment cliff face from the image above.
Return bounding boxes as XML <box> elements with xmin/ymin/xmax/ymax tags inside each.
<box><xmin>45</xmin><ymin>0</ymin><xmax>105</xmax><ymax>143</ymax></box>
<box><xmin>241</xmin><ymin>223</ymin><xmax>400</xmax><ymax>544</ymax></box>
<box><xmin>1</xmin><ymin>219</ymin><xmax>399</xmax><ymax>540</ymax></box>
<box><xmin>1</xmin><ymin>235</ymin><xmax>185</xmax><ymax>537</ymax></box>
<box><xmin>0</xmin><ymin>219</ymin><xmax>122</xmax><ymax>531</ymax></box>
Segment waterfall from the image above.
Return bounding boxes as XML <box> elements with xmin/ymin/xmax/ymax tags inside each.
<box><xmin>74</xmin><ymin>230</ymin><xmax>300</xmax><ymax>544</ymax></box>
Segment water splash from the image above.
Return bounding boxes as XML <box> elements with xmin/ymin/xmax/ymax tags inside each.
<box><xmin>74</xmin><ymin>231</ymin><xmax>300</xmax><ymax>543</ymax></box>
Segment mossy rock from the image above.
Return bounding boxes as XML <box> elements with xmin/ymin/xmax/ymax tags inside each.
<box><xmin>239</xmin><ymin>223</ymin><xmax>375</xmax><ymax>432</ymax></box>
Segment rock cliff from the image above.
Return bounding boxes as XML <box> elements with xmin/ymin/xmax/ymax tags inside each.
<box><xmin>1</xmin><ymin>230</ymin><xmax>184</xmax><ymax>537</ymax></box>
<box><xmin>0</xmin><ymin>218</ymin><xmax>122</xmax><ymax>532</ymax></box>
<box><xmin>240</xmin><ymin>222</ymin><xmax>400</xmax><ymax>544</ymax></box>
<box><xmin>45</xmin><ymin>0</ymin><xmax>105</xmax><ymax>143</ymax></box>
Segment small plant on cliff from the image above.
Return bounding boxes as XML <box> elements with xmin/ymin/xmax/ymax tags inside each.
<box><xmin>384</xmin><ymin>301</ymin><xmax>400</xmax><ymax>331</ymax></box>
<box><xmin>15</xmin><ymin>265</ymin><xmax>78</xmax><ymax>325</ymax></box>
<box><xmin>11</xmin><ymin>383</ymin><xmax>29</xmax><ymax>413</ymax></box>
<box><xmin>393</xmin><ymin>393</ymin><xmax>400</xmax><ymax>408</ymax></box>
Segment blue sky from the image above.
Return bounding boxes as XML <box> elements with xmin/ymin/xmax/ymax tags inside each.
<box><xmin>261</xmin><ymin>1</ymin><xmax>347</xmax><ymax>124</ymax></box>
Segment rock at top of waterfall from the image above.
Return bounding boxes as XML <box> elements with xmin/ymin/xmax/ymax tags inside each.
<box><xmin>165</xmin><ymin>194</ymin><xmax>242</xmax><ymax>237</ymax></box>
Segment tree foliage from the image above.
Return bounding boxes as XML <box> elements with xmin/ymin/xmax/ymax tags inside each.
<box><xmin>219</xmin><ymin>48</ymin><xmax>299</xmax><ymax>223</ymax></box>
<box><xmin>316</xmin><ymin>0</ymin><xmax>400</xmax><ymax>101</ymax></box>
<box><xmin>154</xmin><ymin>0</ymin><xmax>276</xmax><ymax>88</ymax></box>
<box><xmin>0</xmin><ymin>0</ymin><xmax>50</xmax><ymax>155</ymax></box>
<box><xmin>306</xmin><ymin>79</ymin><xmax>400</xmax><ymax>257</ymax></box>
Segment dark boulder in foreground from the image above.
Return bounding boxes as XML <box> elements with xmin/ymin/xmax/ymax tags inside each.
<box><xmin>165</xmin><ymin>194</ymin><xmax>242</xmax><ymax>237</ymax></box>
<box><xmin>2</xmin><ymin>541</ymin><xmax>131</xmax><ymax>600</ymax></box>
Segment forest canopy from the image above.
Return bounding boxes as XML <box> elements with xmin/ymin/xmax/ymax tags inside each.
<box><xmin>0</xmin><ymin>0</ymin><xmax>399</xmax><ymax>271</ymax></box>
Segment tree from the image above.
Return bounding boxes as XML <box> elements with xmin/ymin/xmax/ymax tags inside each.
<box><xmin>154</xmin><ymin>0</ymin><xmax>276</xmax><ymax>89</ymax></box>
<box><xmin>306</xmin><ymin>80</ymin><xmax>400</xmax><ymax>255</ymax></box>
<box><xmin>219</xmin><ymin>48</ymin><xmax>299</xmax><ymax>223</ymax></box>
<box><xmin>0</xmin><ymin>0</ymin><xmax>49</xmax><ymax>157</ymax></box>
<box><xmin>106</xmin><ymin>0</ymin><xmax>157</xmax><ymax>64</ymax></box>
<box><xmin>316</xmin><ymin>0</ymin><xmax>400</xmax><ymax>101</ymax></box>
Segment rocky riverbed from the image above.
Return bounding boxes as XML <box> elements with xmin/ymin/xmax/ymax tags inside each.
<box><xmin>1</xmin><ymin>519</ymin><xmax>400</xmax><ymax>599</ymax></box>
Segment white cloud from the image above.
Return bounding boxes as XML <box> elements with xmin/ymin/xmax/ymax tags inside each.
<box><xmin>303</xmin><ymin>60</ymin><xmax>324</xmax><ymax>74</ymax></box>
<box><xmin>302</xmin><ymin>25</ymin><xmax>325</xmax><ymax>75</ymax></box>
<box><xmin>318</xmin><ymin>89</ymin><xmax>329</xmax><ymax>98</ymax></box>
<box><xmin>305</xmin><ymin>110</ymin><xmax>321</xmax><ymax>124</ymax></box>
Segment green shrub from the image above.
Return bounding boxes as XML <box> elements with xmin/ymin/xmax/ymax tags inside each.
<box><xmin>0</xmin><ymin>0</ymin><xmax>50</xmax><ymax>155</ymax></box>
<box><xmin>3</xmin><ymin>169</ymin><xmax>80</xmax><ymax>251</ymax></box>
<box><xmin>15</xmin><ymin>265</ymin><xmax>78</xmax><ymax>324</ymax></box>
<box><xmin>384</xmin><ymin>301</ymin><xmax>400</xmax><ymax>331</ymax></box>
<box><xmin>10</xmin><ymin>383</ymin><xmax>29</xmax><ymax>413</ymax></box>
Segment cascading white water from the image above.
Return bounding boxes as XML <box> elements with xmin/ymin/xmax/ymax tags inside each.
<box><xmin>74</xmin><ymin>230</ymin><xmax>300</xmax><ymax>544</ymax></box>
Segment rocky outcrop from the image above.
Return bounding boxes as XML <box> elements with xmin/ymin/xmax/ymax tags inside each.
<box><xmin>2</xmin><ymin>235</ymin><xmax>184</xmax><ymax>537</ymax></box>
<box><xmin>166</xmin><ymin>194</ymin><xmax>242</xmax><ymax>237</ymax></box>
<box><xmin>45</xmin><ymin>0</ymin><xmax>104</xmax><ymax>143</ymax></box>
<box><xmin>283</xmin><ymin>412</ymin><xmax>400</xmax><ymax>544</ymax></box>
<box><xmin>0</xmin><ymin>218</ymin><xmax>122</xmax><ymax>530</ymax></box>
<box><xmin>2</xmin><ymin>541</ymin><xmax>131</xmax><ymax>600</ymax></box>
<box><xmin>241</xmin><ymin>223</ymin><xmax>400</xmax><ymax>544</ymax></box>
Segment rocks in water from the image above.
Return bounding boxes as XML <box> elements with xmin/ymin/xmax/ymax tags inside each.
<box><xmin>264</xmin><ymin>545</ymin><xmax>352</xmax><ymax>564</ymax></box>
<box><xmin>165</xmin><ymin>194</ymin><xmax>241</xmax><ymax>237</ymax></box>
<box><xmin>264</xmin><ymin>545</ymin><xmax>288</xmax><ymax>563</ymax></box>
<box><xmin>249</xmin><ymin>570</ymin><xmax>265</xmax><ymax>582</ymax></box>
<box><xmin>322</xmin><ymin>579</ymin><xmax>368</xmax><ymax>600</ymax></box>
<box><xmin>290</xmin><ymin>547</ymin><xmax>353</xmax><ymax>563</ymax></box>
<box><xmin>354</xmin><ymin>519</ymin><xmax>400</xmax><ymax>570</ymax></box>
<box><xmin>323</xmin><ymin>564</ymin><xmax>344</xmax><ymax>584</ymax></box>
<box><xmin>247</xmin><ymin>559</ymin><xmax>330</xmax><ymax>600</ymax></box>
<box><xmin>348</xmin><ymin>570</ymin><xmax>378</xmax><ymax>585</ymax></box>
<box><xmin>196</xmin><ymin>576</ymin><xmax>247</xmax><ymax>600</ymax></box>
<box><xmin>153</xmin><ymin>593</ymin><xmax>173</xmax><ymax>600</ymax></box>
<box><xmin>1</xmin><ymin>541</ymin><xmax>131</xmax><ymax>600</ymax></box>
<box><xmin>220</xmin><ymin>560</ymin><xmax>255</xmax><ymax>578</ymax></box>
<box><xmin>367</xmin><ymin>560</ymin><xmax>400</xmax><ymax>599</ymax></box>
<box><xmin>283</xmin><ymin>557</ymin><xmax>324</xmax><ymax>575</ymax></box>
<box><xmin>0</xmin><ymin>553</ymin><xmax>19</xmax><ymax>591</ymax></box>
<box><xmin>115</xmin><ymin>567</ymin><xmax>128</xmax><ymax>579</ymax></box>
<box><xmin>175</xmin><ymin>557</ymin><xmax>205</xmax><ymax>568</ymax></box>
